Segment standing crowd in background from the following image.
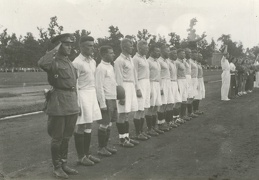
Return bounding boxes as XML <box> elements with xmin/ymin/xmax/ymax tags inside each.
<box><xmin>221</xmin><ymin>46</ymin><xmax>259</xmax><ymax>101</ymax></box>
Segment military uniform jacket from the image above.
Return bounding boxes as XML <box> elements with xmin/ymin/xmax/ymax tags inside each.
<box><xmin>38</xmin><ymin>49</ymin><xmax>80</xmax><ymax>116</ymax></box>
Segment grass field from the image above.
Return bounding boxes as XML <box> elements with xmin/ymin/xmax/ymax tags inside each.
<box><xmin>0</xmin><ymin>72</ymin><xmax>48</xmax><ymax>87</ymax></box>
<box><xmin>0</xmin><ymin>71</ymin><xmax>221</xmax><ymax>118</ymax></box>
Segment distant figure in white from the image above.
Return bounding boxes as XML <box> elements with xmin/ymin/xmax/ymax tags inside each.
<box><xmin>254</xmin><ymin>55</ymin><xmax>259</xmax><ymax>88</ymax></box>
<box><xmin>221</xmin><ymin>50</ymin><xmax>231</xmax><ymax>101</ymax></box>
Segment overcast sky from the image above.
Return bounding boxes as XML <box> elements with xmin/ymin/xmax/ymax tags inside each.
<box><xmin>1</xmin><ymin>0</ymin><xmax>259</xmax><ymax>48</ymax></box>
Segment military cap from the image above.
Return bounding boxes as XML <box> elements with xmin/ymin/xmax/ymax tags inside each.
<box><xmin>51</xmin><ymin>33</ymin><xmax>75</xmax><ymax>44</ymax></box>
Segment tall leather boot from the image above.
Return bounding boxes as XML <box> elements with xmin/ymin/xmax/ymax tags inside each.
<box><xmin>60</xmin><ymin>137</ymin><xmax>78</xmax><ymax>175</ymax></box>
<box><xmin>51</xmin><ymin>139</ymin><xmax>68</xmax><ymax>179</ymax></box>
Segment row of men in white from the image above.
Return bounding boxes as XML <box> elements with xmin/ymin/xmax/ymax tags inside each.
<box><xmin>72</xmin><ymin>37</ymin><xmax>205</xmax><ymax>166</ymax></box>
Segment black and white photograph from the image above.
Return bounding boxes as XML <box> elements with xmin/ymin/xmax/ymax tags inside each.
<box><xmin>1</xmin><ymin>0</ymin><xmax>259</xmax><ymax>179</ymax></box>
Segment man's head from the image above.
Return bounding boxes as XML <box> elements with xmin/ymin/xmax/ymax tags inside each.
<box><xmin>177</xmin><ymin>49</ymin><xmax>185</xmax><ymax>60</ymax></box>
<box><xmin>99</xmin><ymin>46</ymin><xmax>115</xmax><ymax>63</ymax></box>
<box><xmin>169</xmin><ymin>47</ymin><xmax>177</xmax><ymax>61</ymax></box>
<box><xmin>149</xmin><ymin>43</ymin><xmax>161</xmax><ymax>59</ymax></box>
<box><xmin>137</xmin><ymin>40</ymin><xmax>148</xmax><ymax>56</ymax></box>
<box><xmin>121</xmin><ymin>38</ymin><xmax>133</xmax><ymax>56</ymax></box>
<box><xmin>185</xmin><ymin>48</ymin><xmax>191</xmax><ymax>59</ymax></box>
<box><xmin>197</xmin><ymin>53</ymin><xmax>203</xmax><ymax>63</ymax></box>
<box><xmin>51</xmin><ymin>33</ymin><xmax>75</xmax><ymax>56</ymax></box>
<box><xmin>160</xmin><ymin>44</ymin><xmax>170</xmax><ymax>59</ymax></box>
<box><xmin>79</xmin><ymin>36</ymin><xmax>95</xmax><ymax>57</ymax></box>
<box><xmin>191</xmin><ymin>50</ymin><xmax>198</xmax><ymax>60</ymax></box>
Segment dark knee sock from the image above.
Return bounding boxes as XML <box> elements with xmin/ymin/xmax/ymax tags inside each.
<box><xmin>145</xmin><ymin>115</ymin><xmax>152</xmax><ymax>130</ymax></box>
<box><xmin>124</xmin><ymin>121</ymin><xmax>129</xmax><ymax>134</ymax></box>
<box><xmin>140</xmin><ymin>118</ymin><xmax>145</xmax><ymax>132</ymax></box>
<box><xmin>133</xmin><ymin>119</ymin><xmax>141</xmax><ymax>135</ymax></box>
<box><xmin>152</xmin><ymin>115</ymin><xmax>157</xmax><ymax>128</ymax></box>
<box><xmin>116</xmin><ymin>122</ymin><xmax>125</xmax><ymax>135</ymax></box>
<box><xmin>83</xmin><ymin>132</ymin><xmax>91</xmax><ymax>156</ymax></box>
<box><xmin>180</xmin><ymin>103</ymin><xmax>187</xmax><ymax>117</ymax></box>
<box><xmin>187</xmin><ymin>103</ymin><xmax>193</xmax><ymax>114</ymax></box>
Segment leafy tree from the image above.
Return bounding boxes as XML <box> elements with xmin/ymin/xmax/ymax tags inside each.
<box><xmin>37</xmin><ymin>16</ymin><xmax>64</xmax><ymax>53</ymax></box>
<box><xmin>168</xmin><ymin>32</ymin><xmax>181</xmax><ymax>48</ymax></box>
<box><xmin>137</xmin><ymin>29</ymin><xmax>152</xmax><ymax>41</ymax></box>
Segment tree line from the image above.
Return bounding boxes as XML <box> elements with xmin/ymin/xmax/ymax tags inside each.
<box><xmin>0</xmin><ymin>16</ymin><xmax>258</xmax><ymax>70</ymax></box>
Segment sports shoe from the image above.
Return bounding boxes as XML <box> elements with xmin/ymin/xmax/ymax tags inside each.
<box><xmin>147</xmin><ymin>129</ymin><xmax>159</xmax><ymax>136</ymax></box>
<box><xmin>98</xmin><ymin>147</ymin><xmax>112</xmax><ymax>157</ymax></box>
<box><xmin>62</xmin><ymin>164</ymin><xmax>78</xmax><ymax>175</ymax></box>
<box><xmin>158</xmin><ymin>123</ymin><xmax>170</xmax><ymax>132</ymax></box>
<box><xmin>125</xmin><ymin>137</ymin><xmax>139</xmax><ymax>145</ymax></box>
<box><xmin>189</xmin><ymin>113</ymin><xmax>198</xmax><ymax>118</ymax></box>
<box><xmin>169</xmin><ymin>121</ymin><xmax>178</xmax><ymax>128</ymax></box>
<box><xmin>153</xmin><ymin>127</ymin><xmax>164</xmax><ymax>134</ymax></box>
<box><xmin>120</xmin><ymin>139</ymin><xmax>134</xmax><ymax>148</ymax></box>
<box><xmin>175</xmin><ymin>118</ymin><xmax>184</xmax><ymax>124</ymax></box>
<box><xmin>88</xmin><ymin>155</ymin><xmax>100</xmax><ymax>163</ymax></box>
<box><xmin>53</xmin><ymin>167</ymin><xmax>68</xmax><ymax>179</ymax></box>
<box><xmin>182</xmin><ymin>116</ymin><xmax>191</xmax><ymax>121</ymax></box>
<box><xmin>77</xmin><ymin>156</ymin><xmax>94</xmax><ymax>166</ymax></box>
<box><xmin>135</xmin><ymin>133</ymin><xmax>148</xmax><ymax>141</ymax></box>
<box><xmin>141</xmin><ymin>132</ymin><xmax>151</xmax><ymax>139</ymax></box>
<box><xmin>105</xmin><ymin>146</ymin><xmax>117</xmax><ymax>154</ymax></box>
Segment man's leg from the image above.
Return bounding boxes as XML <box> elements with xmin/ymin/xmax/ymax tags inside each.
<box><xmin>48</xmin><ymin>116</ymin><xmax>69</xmax><ymax>179</ymax></box>
<box><xmin>134</xmin><ymin>111</ymin><xmax>148</xmax><ymax>140</ymax></box>
<box><xmin>117</xmin><ymin>113</ymin><xmax>134</xmax><ymax>147</ymax></box>
<box><xmin>61</xmin><ymin>114</ymin><xmax>78</xmax><ymax>175</ymax></box>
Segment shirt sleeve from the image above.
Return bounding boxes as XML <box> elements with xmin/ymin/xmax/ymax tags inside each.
<box><xmin>38</xmin><ymin>49</ymin><xmax>58</xmax><ymax>72</ymax></box>
<box><xmin>114</xmin><ymin>58</ymin><xmax>123</xmax><ymax>86</ymax></box>
<box><xmin>95</xmin><ymin>65</ymin><xmax>107</xmax><ymax>109</ymax></box>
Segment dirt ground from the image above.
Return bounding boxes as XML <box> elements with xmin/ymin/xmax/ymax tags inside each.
<box><xmin>1</xmin><ymin>71</ymin><xmax>259</xmax><ymax>180</ymax></box>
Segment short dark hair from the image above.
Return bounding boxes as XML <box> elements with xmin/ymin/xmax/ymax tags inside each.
<box><xmin>170</xmin><ymin>47</ymin><xmax>177</xmax><ymax>51</ymax></box>
<box><xmin>99</xmin><ymin>46</ymin><xmax>113</xmax><ymax>57</ymax></box>
<box><xmin>191</xmin><ymin>50</ymin><xmax>198</xmax><ymax>54</ymax></box>
<box><xmin>149</xmin><ymin>43</ymin><xmax>160</xmax><ymax>53</ymax></box>
<box><xmin>79</xmin><ymin>36</ymin><xmax>94</xmax><ymax>44</ymax></box>
<box><xmin>177</xmin><ymin>48</ymin><xmax>184</xmax><ymax>54</ymax></box>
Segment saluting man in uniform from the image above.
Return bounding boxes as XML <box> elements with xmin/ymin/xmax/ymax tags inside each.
<box><xmin>73</xmin><ymin>36</ymin><xmax>102</xmax><ymax>166</ymax></box>
<box><xmin>38</xmin><ymin>33</ymin><xmax>79</xmax><ymax>179</ymax></box>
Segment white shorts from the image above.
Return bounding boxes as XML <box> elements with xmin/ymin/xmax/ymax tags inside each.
<box><xmin>177</xmin><ymin>78</ymin><xmax>188</xmax><ymax>102</ymax></box>
<box><xmin>195</xmin><ymin>77</ymin><xmax>205</xmax><ymax>100</ymax></box>
<box><xmin>150</xmin><ymin>81</ymin><xmax>162</xmax><ymax>107</ymax></box>
<box><xmin>170</xmin><ymin>81</ymin><xmax>182</xmax><ymax>103</ymax></box>
<box><xmin>137</xmin><ymin>79</ymin><xmax>151</xmax><ymax>110</ymax></box>
<box><xmin>77</xmin><ymin>89</ymin><xmax>102</xmax><ymax>124</ymax></box>
<box><xmin>191</xmin><ymin>78</ymin><xmax>198</xmax><ymax>98</ymax></box>
<box><xmin>186</xmin><ymin>75</ymin><xmax>193</xmax><ymax>98</ymax></box>
<box><xmin>161</xmin><ymin>79</ymin><xmax>174</xmax><ymax>104</ymax></box>
<box><xmin>117</xmin><ymin>82</ymin><xmax>138</xmax><ymax>113</ymax></box>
